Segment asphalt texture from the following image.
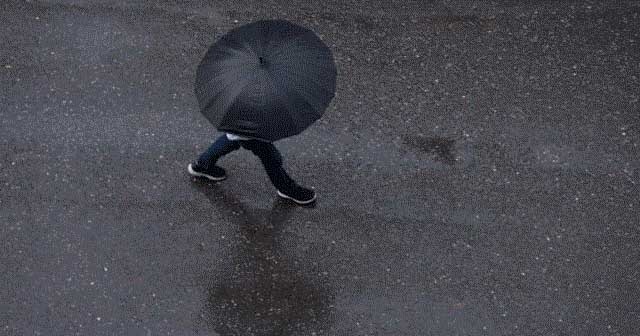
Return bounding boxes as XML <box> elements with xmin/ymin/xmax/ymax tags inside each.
<box><xmin>1</xmin><ymin>0</ymin><xmax>639</xmax><ymax>335</ymax></box>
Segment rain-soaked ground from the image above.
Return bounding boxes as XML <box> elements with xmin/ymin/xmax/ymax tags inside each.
<box><xmin>1</xmin><ymin>0</ymin><xmax>639</xmax><ymax>335</ymax></box>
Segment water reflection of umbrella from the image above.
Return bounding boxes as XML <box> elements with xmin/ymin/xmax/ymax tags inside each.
<box><xmin>195</xmin><ymin>19</ymin><xmax>337</xmax><ymax>142</ymax></box>
<box><xmin>190</xmin><ymin>182</ymin><xmax>336</xmax><ymax>334</ymax></box>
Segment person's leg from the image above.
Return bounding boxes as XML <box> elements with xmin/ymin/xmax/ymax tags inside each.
<box><xmin>196</xmin><ymin>134</ymin><xmax>241</xmax><ymax>170</ymax></box>
<box><xmin>240</xmin><ymin>140</ymin><xmax>298</xmax><ymax>193</ymax></box>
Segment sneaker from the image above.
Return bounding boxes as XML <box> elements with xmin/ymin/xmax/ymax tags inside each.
<box><xmin>277</xmin><ymin>186</ymin><xmax>316</xmax><ymax>205</ymax></box>
<box><xmin>188</xmin><ymin>163</ymin><xmax>226</xmax><ymax>181</ymax></box>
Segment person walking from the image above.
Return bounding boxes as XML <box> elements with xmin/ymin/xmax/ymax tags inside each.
<box><xmin>188</xmin><ymin>132</ymin><xmax>316</xmax><ymax>205</ymax></box>
<box><xmin>190</xmin><ymin>19</ymin><xmax>337</xmax><ymax>207</ymax></box>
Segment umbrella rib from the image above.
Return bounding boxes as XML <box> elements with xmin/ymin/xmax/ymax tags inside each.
<box><xmin>275</xmin><ymin>51</ymin><xmax>334</xmax><ymax>68</ymax></box>
<box><xmin>202</xmin><ymin>72</ymin><xmax>255</xmax><ymax>115</ymax></box>
<box><xmin>197</xmin><ymin>68</ymin><xmax>244</xmax><ymax>98</ymax></box>
<box><xmin>266</xmin><ymin>34</ymin><xmax>311</xmax><ymax>60</ymax></box>
<box><xmin>275</xmin><ymin>66</ymin><xmax>335</xmax><ymax>109</ymax></box>
<box><xmin>279</xmin><ymin>81</ymin><xmax>323</xmax><ymax>120</ymax></box>
<box><xmin>265</xmin><ymin>74</ymin><xmax>308</xmax><ymax>130</ymax></box>
<box><xmin>216</xmin><ymin>39</ymin><xmax>256</xmax><ymax>59</ymax></box>
<box><xmin>198</xmin><ymin>55</ymin><xmax>260</xmax><ymax>111</ymax></box>
<box><xmin>199</xmin><ymin>75</ymin><xmax>239</xmax><ymax>111</ymax></box>
<box><xmin>271</xmin><ymin>68</ymin><xmax>335</xmax><ymax>98</ymax></box>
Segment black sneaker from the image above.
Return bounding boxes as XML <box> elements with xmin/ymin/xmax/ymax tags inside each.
<box><xmin>188</xmin><ymin>163</ymin><xmax>227</xmax><ymax>181</ymax></box>
<box><xmin>277</xmin><ymin>186</ymin><xmax>316</xmax><ymax>205</ymax></box>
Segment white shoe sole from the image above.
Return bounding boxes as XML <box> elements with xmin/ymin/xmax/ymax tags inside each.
<box><xmin>188</xmin><ymin>164</ymin><xmax>226</xmax><ymax>181</ymax></box>
<box><xmin>277</xmin><ymin>189</ymin><xmax>316</xmax><ymax>205</ymax></box>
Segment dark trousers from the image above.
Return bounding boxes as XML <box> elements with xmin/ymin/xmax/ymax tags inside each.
<box><xmin>196</xmin><ymin>134</ymin><xmax>298</xmax><ymax>193</ymax></box>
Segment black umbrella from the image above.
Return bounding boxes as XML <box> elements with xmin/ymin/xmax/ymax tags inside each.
<box><xmin>195</xmin><ymin>19</ymin><xmax>337</xmax><ymax>142</ymax></box>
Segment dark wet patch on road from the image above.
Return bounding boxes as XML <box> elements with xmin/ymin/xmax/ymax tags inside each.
<box><xmin>401</xmin><ymin>134</ymin><xmax>459</xmax><ymax>165</ymax></box>
<box><xmin>190</xmin><ymin>181</ymin><xmax>336</xmax><ymax>335</ymax></box>
<box><xmin>203</xmin><ymin>267</ymin><xmax>333</xmax><ymax>335</ymax></box>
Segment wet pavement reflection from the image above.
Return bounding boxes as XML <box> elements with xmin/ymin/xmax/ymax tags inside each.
<box><xmin>190</xmin><ymin>180</ymin><xmax>335</xmax><ymax>335</ymax></box>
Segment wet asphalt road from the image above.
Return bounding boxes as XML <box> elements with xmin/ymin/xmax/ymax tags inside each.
<box><xmin>1</xmin><ymin>0</ymin><xmax>639</xmax><ymax>335</ymax></box>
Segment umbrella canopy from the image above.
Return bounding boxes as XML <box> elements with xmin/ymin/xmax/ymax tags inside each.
<box><xmin>195</xmin><ymin>19</ymin><xmax>337</xmax><ymax>142</ymax></box>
